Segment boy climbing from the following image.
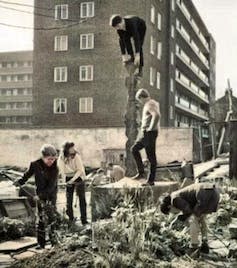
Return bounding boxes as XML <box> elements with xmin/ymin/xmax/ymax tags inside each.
<box><xmin>110</xmin><ymin>15</ymin><xmax>146</xmax><ymax>78</ymax></box>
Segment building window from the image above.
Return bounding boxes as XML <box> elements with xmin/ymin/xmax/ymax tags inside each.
<box><xmin>150</xmin><ymin>67</ymin><xmax>155</xmax><ymax>86</ymax></box>
<box><xmin>157</xmin><ymin>13</ymin><xmax>162</xmax><ymax>31</ymax></box>
<box><xmin>6</xmin><ymin>90</ymin><xmax>11</xmax><ymax>96</ymax></box>
<box><xmin>12</xmin><ymin>89</ymin><xmax>18</xmax><ymax>96</ymax></box>
<box><xmin>170</xmin><ymin>106</ymin><xmax>174</xmax><ymax>119</ymax></box>
<box><xmin>54</xmin><ymin>67</ymin><xmax>68</xmax><ymax>82</ymax></box>
<box><xmin>171</xmin><ymin>25</ymin><xmax>175</xmax><ymax>38</ymax></box>
<box><xmin>157</xmin><ymin>42</ymin><xmax>162</xmax><ymax>60</ymax></box>
<box><xmin>54</xmin><ymin>98</ymin><xmax>67</xmax><ymax>114</ymax></box>
<box><xmin>150</xmin><ymin>5</ymin><xmax>155</xmax><ymax>24</ymax></box>
<box><xmin>80</xmin><ymin>2</ymin><xmax>94</xmax><ymax>18</ymax></box>
<box><xmin>55</xmin><ymin>5</ymin><xmax>68</xmax><ymax>20</ymax></box>
<box><xmin>79</xmin><ymin>97</ymin><xmax>93</xmax><ymax>113</ymax></box>
<box><xmin>172</xmin><ymin>0</ymin><xmax>176</xmax><ymax>11</ymax></box>
<box><xmin>170</xmin><ymin>78</ymin><xmax>174</xmax><ymax>92</ymax></box>
<box><xmin>150</xmin><ymin>36</ymin><xmax>155</xmax><ymax>55</ymax></box>
<box><xmin>157</xmin><ymin>71</ymin><xmax>161</xmax><ymax>89</ymax></box>
<box><xmin>80</xmin><ymin>33</ymin><xmax>94</xmax><ymax>49</ymax></box>
<box><xmin>80</xmin><ymin>65</ymin><xmax>93</xmax><ymax>81</ymax></box>
<box><xmin>171</xmin><ymin>52</ymin><xmax>174</xmax><ymax>65</ymax></box>
<box><xmin>54</xmin><ymin>35</ymin><xmax>68</xmax><ymax>51</ymax></box>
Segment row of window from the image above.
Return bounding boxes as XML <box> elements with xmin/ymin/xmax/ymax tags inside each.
<box><xmin>175</xmin><ymin>92</ymin><xmax>208</xmax><ymax>117</ymax></box>
<box><xmin>176</xmin><ymin>0</ymin><xmax>209</xmax><ymax>50</ymax></box>
<box><xmin>176</xmin><ymin>19</ymin><xmax>209</xmax><ymax>67</ymax></box>
<box><xmin>0</xmin><ymin>116</ymin><xmax>32</xmax><ymax>124</ymax></box>
<box><xmin>54</xmin><ymin>2</ymin><xmax>94</xmax><ymax>20</ymax></box>
<box><xmin>0</xmin><ymin>74</ymin><xmax>32</xmax><ymax>82</ymax></box>
<box><xmin>0</xmin><ymin>61</ymin><xmax>32</xmax><ymax>69</ymax></box>
<box><xmin>176</xmin><ymin>44</ymin><xmax>209</xmax><ymax>84</ymax></box>
<box><xmin>176</xmin><ymin>69</ymin><xmax>209</xmax><ymax>100</ymax></box>
<box><xmin>175</xmin><ymin>113</ymin><xmax>202</xmax><ymax>128</ymax></box>
<box><xmin>0</xmin><ymin>88</ymin><xmax>32</xmax><ymax>96</ymax></box>
<box><xmin>54</xmin><ymin>33</ymin><xmax>94</xmax><ymax>51</ymax></box>
<box><xmin>54</xmin><ymin>66</ymin><xmax>93</xmax><ymax>82</ymax></box>
<box><xmin>0</xmin><ymin>102</ymin><xmax>32</xmax><ymax>110</ymax></box>
<box><xmin>54</xmin><ymin>98</ymin><xmax>93</xmax><ymax>114</ymax></box>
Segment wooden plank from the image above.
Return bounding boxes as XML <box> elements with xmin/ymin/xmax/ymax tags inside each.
<box><xmin>0</xmin><ymin>253</ymin><xmax>14</xmax><ymax>267</ymax></box>
<box><xmin>194</xmin><ymin>160</ymin><xmax>219</xmax><ymax>179</ymax></box>
<box><xmin>0</xmin><ymin>199</ymin><xmax>33</xmax><ymax>220</ymax></box>
<box><xmin>0</xmin><ymin>237</ymin><xmax>37</xmax><ymax>253</ymax></box>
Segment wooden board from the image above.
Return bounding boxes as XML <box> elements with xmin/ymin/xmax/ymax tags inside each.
<box><xmin>0</xmin><ymin>198</ymin><xmax>34</xmax><ymax>221</ymax></box>
<box><xmin>194</xmin><ymin>160</ymin><xmax>219</xmax><ymax>179</ymax></box>
<box><xmin>0</xmin><ymin>253</ymin><xmax>14</xmax><ymax>267</ymax></box>
<box><xmin>0</xmin><ymin>237</ymin><xmax>37</xmax><ymax>253</ymax></box>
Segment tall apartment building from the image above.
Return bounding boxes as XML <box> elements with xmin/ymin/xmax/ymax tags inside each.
<box><xmin>33</xmin><ymin>0</ymin><xmax>215</xmax><ymax>131</ymax></box>
<box><xmin>0</xmin><ymin>51</ymin><xmax>33</xmax><ymax>127</ymax></box>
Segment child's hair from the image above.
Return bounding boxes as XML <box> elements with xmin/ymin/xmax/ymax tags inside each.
<box><xmin>40</xmin><ymin>144</ymin><xmax>57</xmax><ymax>157</ymax></box>
<box><xmin>110</xmin><ymin>14</ymin><xmax>122</xmax><ymax>27</ymax></box>
<box><xmin>135</xmin><ymin>88</ymin><xmax>150</xmax><ymax>100</ymax></box>
<box><xmin>62</xmin><ymin>142</ymin><xmax>75</xmax><ymax>158</ymax></box>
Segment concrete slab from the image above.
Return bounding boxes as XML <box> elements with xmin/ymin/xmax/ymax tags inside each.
<box><xmin>91</xmin><ymin>178</ymin><xmax>179</xmax><ymax>221</ymax></box>
<box><xmin>13</xmin><ymin>251</ymin><xmax>36</xmax><ymax>260</ymax></box>
<box><xmin>0</xmin><ymin>254</ymin><xmax>14</xmax><ymax>266</ymax></box>
<box><xmin>0</xmin><ymin>237</ymin><xmax>37</xmax><ymax>253</ymax></box>
<box><xmin>100</xmin><ymin>177</ymin><xmax>178</xmax><ymax>189</ymax></box>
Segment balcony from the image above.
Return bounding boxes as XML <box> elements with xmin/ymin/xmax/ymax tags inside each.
<box><xmin>0</xmin><ymin>121</ymin><xmax>32</xmax><ymax>125</ymax></box>
<box><xmin>0</xmin><ymin>67</ymin><xmax>33</xmax><ymax>75</ymax></box>
<box><xmin>0</xmin><ymin>109</ymin><xmax>32</xmax><ymax>117</ymax></box>
<box><xmin>176</xmin><ymin>48</ymin><xmax>209</xmax><ymax>87</ymax></box>
<box><xmin>176</xmin><ymin>22</ymin><xmax>209</xmax><ymax>70</ymax></box>
<box><xmin>175</xmin><ymin>101</ymin><xmax>209</xmax><ymax>121</ymax></box>
<box><xmin>176</xmin><ymin>0</ymin><xmax>209</xmax><ymax>52</ymax></box>
<box><xmin>176</xmin><ymin>76</ymin><xmax>209</xmax><ymax>104</ymax></box>
<box><xmin>0</xmin><ymin>95</ymin><xmax>33</xmax><ymax>102</ymax></box>
<box><xmin>0</xmin><ymin>81</ymin><xmax>32</xmax><ymax>89</ymax></box>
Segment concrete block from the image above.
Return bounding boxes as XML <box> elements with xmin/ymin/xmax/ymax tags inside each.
<box><xmin>13</xmin><ymin>251</ymin><xmax>36</xmax><ymax>260</ymax></box>
<box><xmin>91</xmin><ymin>177</ymin><xmax>179</xmax><ymax>221</ymax></box>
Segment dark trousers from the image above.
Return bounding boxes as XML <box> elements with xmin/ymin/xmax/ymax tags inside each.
<box><xmin>37</xmin><ymin>200</ymin><xmax>57</xmax><ymax>248</ymax></box>
<box><xmin>132</xmin><ymin>131</ymin><xmax>158</xmax><ymax>182</ymax></box>
<box><xmin>123</xmin><ymin>26</ymin><xmax>146</xmax><ymax>68</ymax></box>
<box><xmin>66</xmin><ymin>177</ymin><xmax>87</xmax><ymax>223</ymax></box>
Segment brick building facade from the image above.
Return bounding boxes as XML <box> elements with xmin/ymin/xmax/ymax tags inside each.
<box><xmin>0</xmin><ymin>51</ymin><xmax>33</xmax><ymax>127</ymax></box>
<box><xmin>33</xmin><ymin>0</ymin><xmax>215</xmax><ymax>130</ymax></box>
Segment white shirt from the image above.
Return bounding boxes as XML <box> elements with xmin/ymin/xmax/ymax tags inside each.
<box><xmin>58</xmin><ymin>153</ymin><xmax>86</xmax><ymax>182</ymax></box>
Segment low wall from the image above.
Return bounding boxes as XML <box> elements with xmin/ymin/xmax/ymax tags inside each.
<box><xmin>0</xmin><ymin>127</ymin><xmax>195</xmax><ymax>168</ymax></box>
<box><xmin>156</xmin><ymin>127</ymin><xmax>194</xmax><ymax>164</ymax></box>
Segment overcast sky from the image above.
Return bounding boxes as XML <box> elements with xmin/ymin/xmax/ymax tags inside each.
<box><xmin>0</xmin><ymin>0</ymin><xmax>236</xmax><ymax>98</ymax></box>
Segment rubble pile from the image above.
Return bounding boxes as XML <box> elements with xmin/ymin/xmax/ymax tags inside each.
<box><xmin>0</xmin><ymin>217</ymin><xmax>35</xmax><ymax>242</ymax></box>
<box><xmin>7</xmin><ymin>189</ymin><xmax>237</xmax><ymax>267</ymax></box>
